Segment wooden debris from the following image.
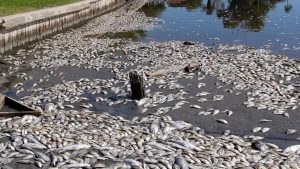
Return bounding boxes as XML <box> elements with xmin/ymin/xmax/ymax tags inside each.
<box><xmin>129</xmin><ymin>71</ymin><xmax>145</xmax><ymax>100</ymax></box>
<box><xmin>0</xmin><ymin>94</ymin><xmax>41</xmax><ymax>117</ymax></box>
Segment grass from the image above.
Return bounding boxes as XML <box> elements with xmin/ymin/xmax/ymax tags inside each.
<box><xmin>0</xmin><ymin>0</ymin><xmax>80</xmax><ymax>16</ymax></box>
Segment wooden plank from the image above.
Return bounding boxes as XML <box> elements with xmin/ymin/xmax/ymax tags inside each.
<box><xmin>5</xmin><ymin>96</ymin><xmax>34</xmax><ymax>111</ymax></box>
<box><xmin>0</xmin><ymin>94</ymin><xmax>5</xmax><ymax>110</ymax></box>
<box><xmin>0</xmin><ymin>111</ymin><xmax>41</xmax><ymax>117</ymax></box>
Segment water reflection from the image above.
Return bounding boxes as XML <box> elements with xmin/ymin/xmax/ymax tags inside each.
<box><xmin>144</xmin><ymin>0</ymin><xmax>292</xmax><ymax>31</ymax></box>
<box><xmin>284</xmin><ymin>0</ymin><xmax>292</xmax><ymax>13</ymax></box>
<box><xmin>216</xmin><ymin>0</ymin><xmax>286</xmax><ymax>31</ymax></box>
<box><xmin>141</xmin><ymin>2</ymin><xmax>166</xmax><ymax>17</ymax></box>
<box><xmin>167</xmin><ymin>0</ymin><xmax>203</xmax><ymax>11</ymax></box>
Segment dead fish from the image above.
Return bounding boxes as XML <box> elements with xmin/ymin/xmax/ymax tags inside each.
<box><xmin>196</xmin><ymin>92</ymin><xmax>210</xmax><ymax>97</ymax></box>
<box><xmin>80</xmin><ymin>104</ymin><xmax>91</xmax><ymax>109</ymax></box>
<box><xmin>64</xmin><ymin>105</ymin><xmax>75</xmax><ymax>109</ymax></box>
<box><xmin>190</xmin><ymin>105</ymin><xmax>201</xmax><ymax>109</ymax></box>
<box><xmin>287</xmin><ymin>129</ymin><xmax>297</xmax><ymax>135</ymax></box>
<box><xmin>197</xmin><ymin>98</ymin><xmax>208</xmax><ymax>102</ymax></box>
<box><xmin>35</xmin><ymin>152</ymin><xmax>50</xmax><ymax>162</ymax></box>
<box><xmin>172</xmin><ymin>140</ymin><xmax>201</xmax><ymax>151</ymax></box>
<box><xmin>284</xmin><ymin>145</ymin><xmax>300</xmax><ymax>154</ymax></box>
<box><xmin>252</xmin><ymin>141</ymin><xmax>268</xmax><ymax>151</ymax></box>
<box><xmin>93</xmin><ymin>163</ymin><xmax>107</xmax><ymax>168</ymax></box>
<box><xmin>261</xmin><ymin>127</ymin><xmax>270</xmax><ymax>133</ymax></box>
<box><xmin>252</xmin><ymin>127</ymin><xmax>262</xmax><ymax>133</ymax></box>
<box><xmin>216</xmin><ymin>119</ymin><xmax>228</xmax><ymax>124</ymax></box>
<box><xmin>203</xmin><ymin>111</ymin><xmax>211</xmax><ymax>116</ymax></box>
<box><xmin>21</xmin><ymin>143</ymin><xmax>47</xmax><ymax>150</ymax></box>
<box><xmin>14</xmin><ymin>83</ymin><xmax>23</xmax><ymax>88</ymax></box>
<box><xmin>212</xmin><ymin>109</ymin><xmax>220</xmax><ymax>116</ymax></box>
<box><xmin>259</xmin><ymin>119</ymin><xmax>272</xmax><ymax>123</ymax></box>
<box><xmin>16</xmin><ymin>160</ymin><xmax>34</xmax><ymax>164</ymax></box>
<box><xmin>197</xmin><ymin>111</ymin><xmax>205</xmax><ymax>115</ymax></box>
<box><xmin>44</xmin><ymin>103</ymin><xmax>56</xmax><ymax>112</ymax></box>
<box><xmin>16</xmin><ymin>148</ymin><xmax>34</xmax><ymax>155</ymax></box>
<box><xmin>223</xmin><ymin>130</ymin><xmax>231</xmax><ymax>136</ymax></box>
<box><xmin>197</xmin><ymin>83</ymin><xmax>206</xmax><ymax>88</ymax></box>
<box><xmin>224</xmin><ymin>110</ymin><xmax>233</xmax><ymax>116</ymax></box>
<box><xmin>213</xmin><ymin>95</ymin><xmax>224</xmax><ymax>101</ymax></box>
<box><xmin>35</xmin><ymin>161</ymin><xmax>43</xmax><ymax>168</ymax></box>
<box><xmin>149</xmin><ymin>119</ymin><xmax>161</xmax><ymax>135</ymax></box>
<box><xmin>62</xmin><ymin>163</ymin><xmax>90</xmax><ymax>168</ymax></box>
<box><xmin>175</xmin><ymin>156</ymin><xmax>189</xmax><ymax>169</ymax></box>
<box><xmin>56</xmin><ymin>144</ymin><xmax>91</xmax><ymax>153</ymax></box>
<box><xmin>136</xmin><ymin>98</ymin><xmax>149</xmax><ymax>106</ymax></box>
<box><xmin>50</xmin><ymin>153</ymin><xmax>58</xmax><ymax>167</ymax></box>
<box><xmin>124</xmin><ymin>159</ymin><xmax>142</xmax><ymax>168</ymax></box>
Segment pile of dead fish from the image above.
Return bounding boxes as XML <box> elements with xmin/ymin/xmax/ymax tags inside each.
<box><xmin>0</xmin><ymin>0</ymin><xmax>297</xmax><ymax>118</ymax></box>
<box><xmin>0</xmin><ymin>0</ymin><xmax>299</xmax><ymax>168</ymax></box>
<box><xmin>0</xmin><ymin>112</ymin><xmax>300</xmax><ymax>168</ymax></box>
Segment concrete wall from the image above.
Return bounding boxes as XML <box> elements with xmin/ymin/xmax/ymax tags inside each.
<box><xmin>0</xmin><ymin>0</ymin><xmax>126</xmax><ymax>53</ymax></box>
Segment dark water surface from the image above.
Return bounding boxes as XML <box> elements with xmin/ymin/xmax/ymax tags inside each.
<box><xmin>138</xmin><ymin>0</ymin><xmax>300</xmax><ymax>58</ymax></box>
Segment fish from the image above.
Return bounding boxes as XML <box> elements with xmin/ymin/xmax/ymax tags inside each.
<box><xmin>287</xmin><ymin>129</ymin><xmax>297</xmax><ymax>135</ymax></box>
<box><xmin>261</xmin><ymin>127</ymin><xmax>270</xmax><ymax>133</ymax></box>
<box><xmin>61</xmin><ymin>163</ymin><xmax>90</xmax><ymax>168</ymax></box>
<box><xmin>175</xmin><ymin>156</ymin><xmax>189</xmax><ymax>169</ymax></box>
<box><xmin>223</xmin><ymin>130</ymin><xmax>231</xmax><ymax>136</ymax></box>
<box><xmin>259</xmin><ymin>119</ymin><xmax>272</xmax><ymax>123</ymax></box>
<box><xmin>149</xmin><ymin>119</ymin><xmax>161</xmax><ymax>135</ymax></box>
<box><xmin>21</xmin><ymin>143</ymin><xmax>47</xmax><ymax>150</ymax></box>
<box><xmin>212</xmin><ymin>109</ymin><xmax>220</xmax><ymax>116</ymax></box>
<box><xmin>55</xmin><ymin>144</ymin><xmax>91</xmax><ymax>153</ymax></box>
<box><xmin>216</xmin><ymin>119</ymin><xmax>228</xmax><ymax>124</ymax></box>
<box><xmin>190</xmin><ymin>105</ymin><xmax>201</xmax><ymax>109</ymax></box>
<box><xmin>16</xmin><ymin>148</ymin><xmax>34</xmax><ymax>155</ymax></box>
<box><xmin>16</xmin><ymin>160</ymin><xmax>34</xmax><ymax>164</ymax></box>
<box><xmin>284</xmin><ymin>145</ymin><xmax>300</xmax><ymax>154</ymax></box>
<box><xmin>252</xmin><ymin>127</ymin><xmax>262</xmax><ymax>133</ymax></box>
<box><xmin>35</xmin><ymin>151</ymin><xmax>50</xmax><ymax>162</ymax></box>
<box><xmin>252</xmin><ymin>141</ymin><xmax>268</xmax><ymax>152</ymax></box>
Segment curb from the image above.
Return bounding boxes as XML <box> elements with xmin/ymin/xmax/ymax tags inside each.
<box><xmin>0</xmin><ymin>0</ymin><xmax>126</xmax><ymax>53</ymax></box>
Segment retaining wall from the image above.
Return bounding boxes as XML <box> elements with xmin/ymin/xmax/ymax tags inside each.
<box><xmin>0</xmin><ymin>0</ymin><xmax>126</xmax><ymax>53</ymax></box>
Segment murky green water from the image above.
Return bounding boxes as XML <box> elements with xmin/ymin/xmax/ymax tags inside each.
<box><xmin>137</xmin><ymin>0</ymin><xmax>300</xmax><ymax>58</ymax></box>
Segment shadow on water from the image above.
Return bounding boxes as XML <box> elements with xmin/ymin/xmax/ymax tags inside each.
<box><xmin>144</xmin><ymin>0</ymin><xmax>288</xmax><ymax>31</ymax></box>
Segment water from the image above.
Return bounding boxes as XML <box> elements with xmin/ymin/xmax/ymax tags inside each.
<box><xmin>137</xmin><ymin>0</ymin><xmax>300</xmax><ymax>58</ymax></box>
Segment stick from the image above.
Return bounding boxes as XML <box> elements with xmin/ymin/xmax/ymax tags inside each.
<box><xmin>129</xmin><ymin>71</ymin><xmax>146</xmax><ymax>100</ymax></box>
<box><xmin>0</xmin><ymin>111</ymin><xmax>41</xmax><ymax>117</ymax></box>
